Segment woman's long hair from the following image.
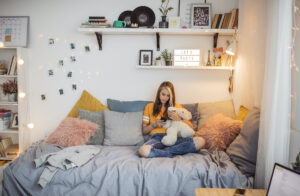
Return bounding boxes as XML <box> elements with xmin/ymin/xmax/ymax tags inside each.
<box><xmin>153</xmin><ymin>81</ymin><xmax>176</xmax><ymax>117</ymax></box>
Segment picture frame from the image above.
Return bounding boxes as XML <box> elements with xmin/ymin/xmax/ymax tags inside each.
<box><xmin>9</xmin><ymin>113</ymin><xmax>18</xmax><ymax>130</ymax></box>
<box><xmin>179</xmin><ymin>0</ymin><xmax>203</xmax><ymax>28</ymax></box>
<box><xmin>169</xmin><ymin>17</ymin><xmax>181</xmax><ymax>28</ymax></box>
<box><xmin>0</xmin><ymin>16</ymin><xmax>29</xmax><ymax>47</ymax></box>
<box><xmin>191</xmin><ymin>4</ymin><xmax>211</xmax><ymax>29</ymax></box>
<box><xmin>139</xmin><ymin>50</ymin><xmax>153</xmax><ymax>66</ymax></box>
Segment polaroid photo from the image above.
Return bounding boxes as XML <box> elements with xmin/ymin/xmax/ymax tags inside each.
<box><xmin>67</xmin><ymin>72</ymin><xmax>72</xmax><ymax>78</ymax></box>
<box><xmin>70</xmin><ymin>56</ymin><xmax>76</xmax><ymax>62</ymax></box>
<box><xmin>48</xmin><ymin>69</ymin><xmax>54</xmax><ymax>76</ymax></box>
<box><xmin>49</xmin><ymin>38</ymin><xmax>55</xmax><ymax>45</ymax></box>
<box><xmin>70</xmin><ymin>43</ymin><xmax>75</xmax><ymax>49</ymax></box>
<box><xmin>85</xmin><ymin>46</ymin><xmax>90</xmax><ymax>52</ymax></box>
<box><xmin>72</xmin><ymin>84</ymin><xmax>77</xmax><ymax>90</ymax></box>
<box><xmin>59</xmin><ymin>89</ymin><xmax>64</xmax><ymax>95</ymax></box>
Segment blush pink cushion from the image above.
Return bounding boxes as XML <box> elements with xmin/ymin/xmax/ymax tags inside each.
<box><xmin>195</xmin><ymin>113</ymin><xmax>242</xmax><ymax>151</ymax></box>
<box><xmin>44</xmin><ymin>117</ymin><xmax>98</xmax><ymax>147</ymax></box>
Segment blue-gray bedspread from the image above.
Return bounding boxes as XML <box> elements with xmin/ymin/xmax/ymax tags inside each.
<box><xmin>2</xmin><ymin>142</ymin><xmax>253</xmax><ymax>196</ymax></box>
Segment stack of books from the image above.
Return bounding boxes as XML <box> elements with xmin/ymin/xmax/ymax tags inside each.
<box><xmin>211</xmin><ymin>8</ymin><xmax>239</xmax><ymax>29</ymax></box>
<box><xmin>80</xmin><ymin>16</ymin><xmax>110</xmax><ymax>28</ymax></box>
<box><xmin>0</xmin><ymin>138</ymin><xmax>19</xmax><ymax>159</ymax></box>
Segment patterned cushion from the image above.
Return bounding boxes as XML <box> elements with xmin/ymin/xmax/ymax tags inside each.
<box><xmin>67</xmin><ymin>90</ymin><xmax>108</xmax><ymax>117</ymax></box>
<box><xmin>195</xmin><ymin>113</ymin><xmax>242</xmax><ymax>151</ymax></box>
<box><xmin>44</xmin><ymin>117</ymin><xmax>98</xmax><ymax>147</ymax></box>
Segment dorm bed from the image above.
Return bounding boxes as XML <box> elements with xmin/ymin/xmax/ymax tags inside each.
<box><xmin>2</xmin><ymin>142</ymin><xmax>252</xmax><ymax>196</ymax></box>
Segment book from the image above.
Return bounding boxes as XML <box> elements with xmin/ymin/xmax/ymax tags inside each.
<box><xmin>222</xmin><ymin>13</ymin><xmax>231</xmax><ymax>29</ymax></box>
<box><xmin>232</xmin><ymin>9</ymin><xmax>239</xmax><ymax>29</ymax></box>
<box><xmin>228</xmin><ymin>8</ymin><xmax>238</xmax><ymax>29</ymax></box>
<box><xmin>89</xmin><ymin>16</ymin><xmax>106</xmax><ymax>19</ymax></box>
<box><xmin>8</xmin><ymin>56</ymin><xmax>17</xmax><ymax>75</ymax></box>
<box><xmin>211</xmin><ymin>14</ymin><xmax>219</xmax><ymax>29</ymax></box>
<box><xmin>216</xmin><ymin>14</ymin><xmax>223</xmax><ymax>29</ymax></box>
<box><xmin>7</xmin><ymin>56</ymin><xmax>14</xmax><ymax>75</ymax></box>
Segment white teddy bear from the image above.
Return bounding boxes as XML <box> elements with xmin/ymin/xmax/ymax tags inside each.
<box><xmin>161</xmin><ymin>107</ymin><xmax>195</xmax><ymax>146</ymax></box>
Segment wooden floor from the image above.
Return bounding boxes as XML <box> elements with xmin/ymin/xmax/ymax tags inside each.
<box><xmin>195</xmin><ymin>188</ymin><xmax>267</xmax><ymax>196</ymax></box>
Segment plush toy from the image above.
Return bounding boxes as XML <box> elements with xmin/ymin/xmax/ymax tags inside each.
<box><xmin>161</xmin><ymin>107</ymin><xmax>195</xmax><ymax>146</ymax></box>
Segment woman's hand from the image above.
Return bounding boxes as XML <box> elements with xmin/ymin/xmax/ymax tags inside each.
<box><xmin>168</xmin><ymin>111</ymin><xmax>181</xmax><ymax>121</ymax></box>
<box><xmin>154</xmin><ymin>120</ymin><xmax>167</xmax><ymax>128</ymax></box>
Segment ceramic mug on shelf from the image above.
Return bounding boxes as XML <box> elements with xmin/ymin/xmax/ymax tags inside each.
<box><xmin>113</xmin><ymin>21</ymin><xmax>126</xmax><ymax>28</ymax></box>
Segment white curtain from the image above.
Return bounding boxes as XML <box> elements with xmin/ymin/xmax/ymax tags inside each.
<box><xmin>255</xmin><ymin>0</ymin><xmax>292</xmax><ymax>188</ymax></box>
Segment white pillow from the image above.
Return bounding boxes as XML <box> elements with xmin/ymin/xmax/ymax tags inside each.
<box><xmin>103</xmin><ymin>110</ymin><xmax>144</xmax><ymax>146</ymax></box>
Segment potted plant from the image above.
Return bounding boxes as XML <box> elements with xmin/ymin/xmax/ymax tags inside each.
<box><xmin>292</xmin><ymin>152</ymin><xmax>300</xmax><ymax>172</ymax></box>
<box><xmin>159</xmin><ymin>0</ymin><xmax>173</xmax><ymax>28</ymax></box>
<box><xmin>1</xmin><ymin>79</ymin><xmax>18</xmax><ymax>102</ymax></box>
<box><xmin>155</xmin><ymin>56</ymin><xmax>162</xmax><ymax>66</ymax></box>
<box><xmin>161</xmin><ymin>49</ymin><xmax>172</xmax><ymax>66</ymax></box>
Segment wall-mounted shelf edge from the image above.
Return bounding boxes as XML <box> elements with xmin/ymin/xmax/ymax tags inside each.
<box><xmin>78</xmin><ymin>28</ymin><xmax>237</xmax><ymax>51</ymax></box>
<box><xmin>136</xmin><ymin>65</ymin><xmax>235</xmax><ymax>70</ymax></box>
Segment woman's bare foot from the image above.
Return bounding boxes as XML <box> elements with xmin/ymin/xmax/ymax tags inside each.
<box><xmin>138</xmin><ymin>145</ymin><xmax>152</xmax><ymax>157</ymax></box>
<box><xmin>193</xmin><ymin>137</ymin><xmax>205</xmax><ymax>150</ymax></box>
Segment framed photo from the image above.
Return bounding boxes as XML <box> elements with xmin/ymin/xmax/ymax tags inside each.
<box><xmin>9</xmin><ymin>113</ymin><xmax>18</xmax><ymax>130</ymax></box>
<box><xmin>139</xmin><ymin>50</ymin><xmax>153</xmax><ymax>66</ymax></box>
<box><xmin>0</xmin><ymin>16</ymin><xmax>29</xmax><ymax>47</ymax></box>
<box><xmin>179</xmin><ymin>0</ymin><xmax>203</xmax><ymax>28</ymax></box>
<box><xmin>191</xmin><ymin>4</ymin><xmax>211</xmax><ymax>29</ymax></box>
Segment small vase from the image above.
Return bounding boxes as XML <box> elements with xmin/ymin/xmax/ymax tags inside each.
<box><xmin>159</xmin><ymin>16</ymin><xmax>169</xmax><ymax>28</ymax></box>
<box><xmin>8</xmin><ymin>93</ymin><xmax>17</xmax><ymax>102</ymax></box>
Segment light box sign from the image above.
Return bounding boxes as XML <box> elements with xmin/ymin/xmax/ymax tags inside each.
<box><xmin>174</xmin><ymin>49</ymin><xmax>200</xmax><ymax>66</ymax></box>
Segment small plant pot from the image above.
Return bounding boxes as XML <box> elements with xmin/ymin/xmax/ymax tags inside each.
<box><xmin>8</xmin><ymin>93</ymin><xmax>17</xmax><ymax>102</ymax></box>
<box><xmin>165</xmin><ymin>60</ymin><xmax>173</xmax><ymax>66</ymax></box>
<box><xmin>292</xmin><ymin>162</ymin><xmax>300</xmax><ymax>172</ymax></box>
<box><xmin>156</xmin><ymin>60</ymin><xmax>162</xmax><ymax>66</ymax></box>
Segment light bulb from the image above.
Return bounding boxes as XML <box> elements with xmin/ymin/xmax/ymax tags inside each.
<box><xmin>27</xmin><ymin>123</ymin><xmax>34</xmax><ymax>129</ymax></box>
<box><xmin>19</xmin><ymin>92</ymin><xmax>26</xmax><ymax>98</ymax></box>
<box><xmin>18</xmin><ymin>59</ymin><xmax>24</xmax><ymax>65</ymax></box>
<box><xmin>0</xmin><ymin>42</ymin><xmax>4</xmax><ymax>48</ymax></box>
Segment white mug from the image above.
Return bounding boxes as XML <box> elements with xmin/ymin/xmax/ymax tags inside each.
<box><xmin>168</xmin><ymin>107</ymin><xmax>176</xmax><ymax>112</ymax></box>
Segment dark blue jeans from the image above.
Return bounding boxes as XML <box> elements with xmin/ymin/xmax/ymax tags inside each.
<box><xmin>144</xmin><ymin>133</ymin><xmax>197</xmax><ymax>158</ymax></box>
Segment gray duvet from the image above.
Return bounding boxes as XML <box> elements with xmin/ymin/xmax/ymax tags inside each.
<box><xmin>2</xmin><ymin>142</ymin><xmax>253</xmax><ymax>196</ymax></box>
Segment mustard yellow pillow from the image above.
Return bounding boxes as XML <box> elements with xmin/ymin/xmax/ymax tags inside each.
<box><xmin>67</xmin><ymin>90</ymin><xmax>109</xmax><ymax>117</ymax></box>
<box><xmin>236</xmin><ymin>106</ymin><xmax>249</xmax><ymax>121</ymax></box>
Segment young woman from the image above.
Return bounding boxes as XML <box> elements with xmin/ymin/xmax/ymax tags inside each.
<box><xmin>138</xmin><ymin>81</ymin><xmax>205</xmax><ymax>158</ymax></box>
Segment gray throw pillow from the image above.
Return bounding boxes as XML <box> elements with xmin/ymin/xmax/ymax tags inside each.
<box><xmin>226</xmin><ymin>107</ymin><xmax>260</xmax><ymax>176</ymax></box>
<box><xmin>77</xmin><ymin>109</ymin><xmax>105</xmax><ymax>145</ymax></box>
<box><xmin>182</xmin><ymin>103</ymin><xmax>199</xmax><ymax>131</ymax></box>
<box><xmin>103</xmin><ymin>110</ymin><xmax>144</xmax><ymax>146</ymax></box>
<box><xmin>107</xmin><ymin>98</ymin><xmax>151</xmax><ymax>112</ymax></box>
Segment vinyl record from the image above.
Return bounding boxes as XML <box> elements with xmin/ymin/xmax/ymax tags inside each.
<box><xmin>118</xmin><ymin>10</ymin><xmax>132</xmax><ymax>27</ymax></box>
<box><xmin>131</xmin><ymin>6</ymin><xmax>155</xmax><ymax>27</ymax></box>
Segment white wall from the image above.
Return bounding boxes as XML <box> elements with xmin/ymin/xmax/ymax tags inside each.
<box><xmin>0</xmin><ymin>0</ymin><xmax>239</xmax><ymax>144</ymax></box>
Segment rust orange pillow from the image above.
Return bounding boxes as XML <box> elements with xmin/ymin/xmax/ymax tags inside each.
<box><xmin>195</xmin><ymin>113</ymin><xmax>242</xmax><ymax>151</ymax></box>
<box><xmin>44</xmin><ymin>117</ymin><xmax>98</xmax><ymax>147</ymax></box>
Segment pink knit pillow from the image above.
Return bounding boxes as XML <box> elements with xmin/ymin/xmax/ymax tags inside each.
<box><xmin>44</xmin><ymin>117</ymin><xmax>98</xmax><ymax>147</ymax></box>
<box><xmin>195</xmin><ymin>113</ymin><xmax>242</xmax><ymax>151</ymax></box>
